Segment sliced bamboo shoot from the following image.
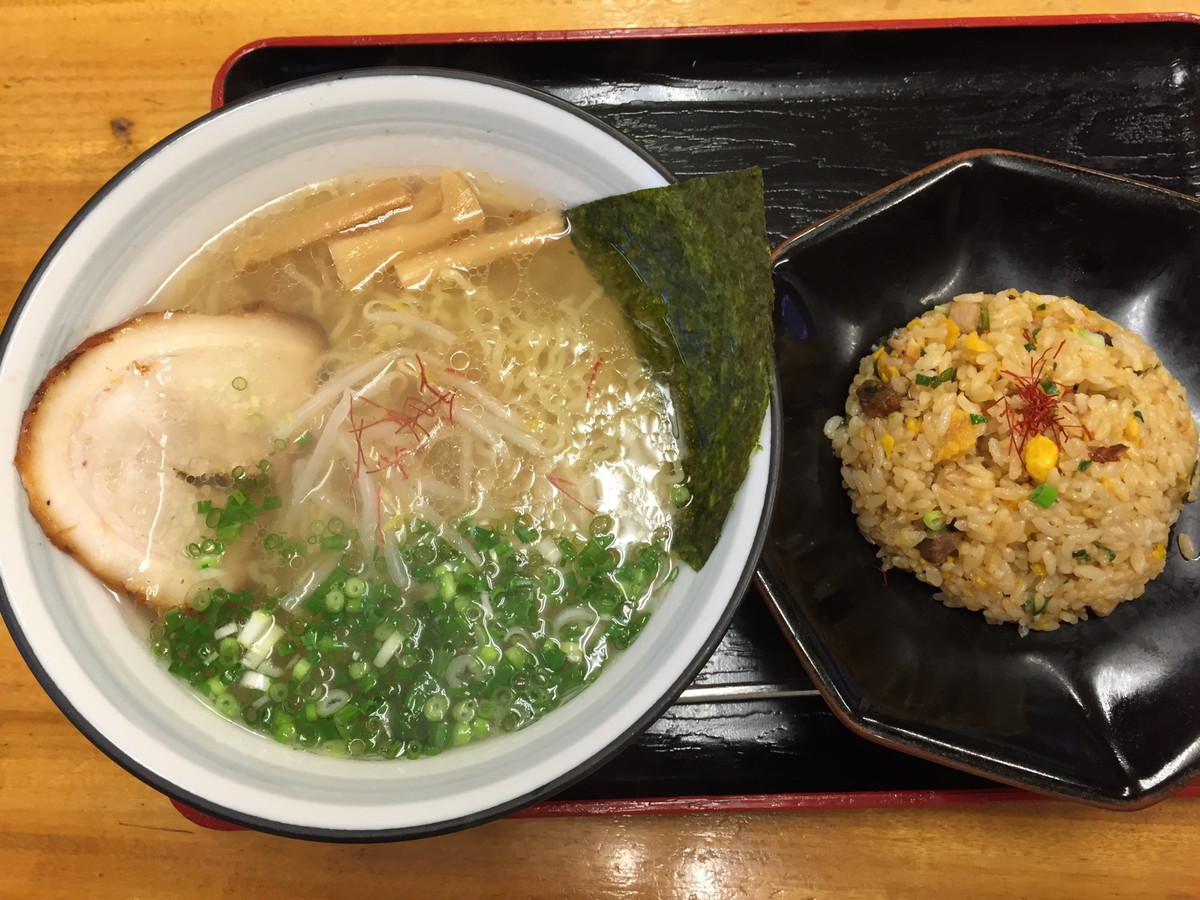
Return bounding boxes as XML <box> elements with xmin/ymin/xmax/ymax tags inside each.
<box><xmin>393</xmin><ymin>212</ymin><xmax>567</xmax><ymax>287</ymax></box>
<box><xmin>327</xmin><ymin>171</ymin><xmax>485</xmax><ymax>289</ymax></box>
<box><xmin>234</xmin><ymin>178</ymin><xmax>413</xmax><ymax>268</ymax></box>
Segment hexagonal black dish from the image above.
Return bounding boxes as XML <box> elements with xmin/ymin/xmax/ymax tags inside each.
<box><xmin>758</xmin><ymin>149</ymin><xmax>1200</xmax><ymax>809</ymax></box>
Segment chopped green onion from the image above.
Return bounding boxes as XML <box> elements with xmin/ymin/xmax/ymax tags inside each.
<box><xmin>189</xmin><ymin>592</ymin><xmax>212</xmax><ymax>613</ymax></box>
<box><xmin>214</xmin><ymin>693</ymin><xmax>241</xmax><ymax>717</ymax></box>
<box><xmin>969</xmin><ymin>414</ymin><xmax>988</xmax><ymax>425</ymax></box>
<box><xmin>590</xmin><ymin>515</ymin><xmax>614</xmax><ymax>536</ymax></box>
<box><xmin>1134</xmin><ymin>410</ymin><xmax>1144</xmax><ymax>422</ymax></box>
<box><xmin>922</xmin><ymin>510</ymin><xmax>948</xmax><ymax>532</ymax></box>
<box><xmin>1078</xmin><ymin>460</ymin><xmax>1092</xmax><ymax>472</ymax></box>
<box><xmin>671</xmin><ymin>485</ymin><xmax>691</xmax><ymax>506</ymax></box>
<box><xmin>323</xmin><ymin>589</ymin><xmax>345</xmax><ymax>614</ymax></box>
<box><xmin>504</xmin><ymin>645</ymin><xmax>530</xmax><ymax>669</ymax></box>
<box><xmin>1021</xmin><ymin>594</ymin><xmax>1051</xmax><ymax>616</ymax></box>
<box><xmin>217</xmin><ymin>637</ymin><xmax>241</xmax><ymax>665</ymax></box>
<box><xmin>157</xmin><ymin>509</ymin><xmax>672</xmax><ymax>759</ymax></box>
<box><xmin>933</xmin><ymin>303</ymin><xmax>949</xmax><ymax>314</ymax></box>
<box><xmin>914</xmin><ymin>367</ymin><xmax>957</xmax><ymax>388</ymax></box>
<box><xmin>1096</xmin><ymin>544</ymin><xmax>1117</xmax><ymax>562</ymax></box>
<box><xmin>1029</xmin><ymin>483</ymin><xmax>1058</xmax><ymax>508</ymax></box>
<box><xmin>1039</xmin><ymin>380</ymin><xmax>1061</xmax><ymax>396</ymax></box>
<box><xmin>451</xmin><ymin>699</ymin><xmax>478</xmax><ymax>723</ymax></box>
<box><xmin>1072</xmin><ymin>549</ymin><xmax>1092</xmax><ymax>563</ymax></box>
<box><xmin>292</xmin><ymin>658</ymin><xmax>313</xmax><ymax>682</ymax></box>
<box><xmin>978</xmin><ymin>307</ymin><xmax>990</xmax><ymax>331</ymax></box>
<box><xmin>479</xmin><ymin>644</ymin><xmax>501</xmax><ymax>666</ymax></box>
<box><xmin>423</xmin><ymin>694</ymin><xmax>450</xmax><ymax>722</ymax></box>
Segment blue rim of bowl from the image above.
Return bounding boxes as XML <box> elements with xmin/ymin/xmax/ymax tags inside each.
<box><xmin>0</xmin><ymin>66</ymin><xmax>781</xmax><ymax>841</ymax></box>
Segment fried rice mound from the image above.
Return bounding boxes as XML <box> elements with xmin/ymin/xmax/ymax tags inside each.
<box><xmin>827</xmin><ymin>289</ymin><xmax>1199</xmax><ymax>631</ymax></box>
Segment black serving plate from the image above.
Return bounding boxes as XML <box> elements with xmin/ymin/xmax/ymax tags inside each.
<box><xmin>216</xmin><ymin>17</ymin><xmax>1200</xmax><ymax>808</ymax></box>
<box><xmin>762</xmin><ymin>149</ymin><xmax>1200</xmax><ymax>808</ymax></box>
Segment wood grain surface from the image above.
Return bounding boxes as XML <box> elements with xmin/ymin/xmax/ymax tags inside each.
<box><xmin>4</xmin><ymin>2</ymin><xmax>1200</xmax><ymax>898</ymax></box>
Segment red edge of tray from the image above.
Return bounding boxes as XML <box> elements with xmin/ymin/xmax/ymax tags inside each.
<box><xmin>172</xmin><ymin>782</ymin><xmax>1200</xmax><ymax>831</ymax></box>
<box><xmin>190</xmin><ymin>10</ymin><xmax>1200</xmax><ymax>830</ymax></box>
<box><xmin>210</xmin><ymin>12</ymin><xmax>1200</xmax><ymax>109</ymax></box>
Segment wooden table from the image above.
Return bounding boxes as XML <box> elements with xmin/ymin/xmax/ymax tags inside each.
<box><xmin>4</xmin><ymin>1</ymin><xmax>1200</xmax><ymax>896</ymax></box>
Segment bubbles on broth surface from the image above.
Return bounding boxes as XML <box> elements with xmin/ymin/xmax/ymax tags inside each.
<box><xmin>143</xmin><ymin>168</ymin><xmax>687</xmax><ymax>759</ymax></box>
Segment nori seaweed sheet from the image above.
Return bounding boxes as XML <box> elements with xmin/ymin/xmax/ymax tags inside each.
<box><xmin>566</xmin><ymin>168</ymin><xmax>774</xmax><ymax>569</ymax></box>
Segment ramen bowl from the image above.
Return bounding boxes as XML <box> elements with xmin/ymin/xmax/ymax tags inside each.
<box><xmin>0</xmin><ymin>70</ymin><xmax>777</xmax><ymax>840</ymax></box>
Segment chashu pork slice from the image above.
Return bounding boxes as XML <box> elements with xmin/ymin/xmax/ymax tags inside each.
<box><xmin>15</xmin><ymin>308</ymin><xmax>327</xmax><ymax>611</ymax></box>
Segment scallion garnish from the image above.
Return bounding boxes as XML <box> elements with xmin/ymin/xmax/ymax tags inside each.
<box><xmin>1021</xmin><ymin>594</ymin><xmax>1051</xmax><ymax>616</ymax></box>
<box><xmin>1029</xmin><ymin>483</ymin><xmax>1058</xmax><ymax>508</ymax></box>
<box><xmin>915</xmin><ymin>367</ymin><xmax>957</xmax><ymax>388</ymax></box>
<box><xmin>156</xmin><ymin>512</ymin><xmax>664</xmax><ymax>759</ymax></box>
<box><xmin>922</xmin><ymin>510</ymin><xmax>948</xmax><ymax>532</ymax></box>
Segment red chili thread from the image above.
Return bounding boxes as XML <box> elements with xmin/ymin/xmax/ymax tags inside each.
<box><xmin>546</xmin><ymin>473</ymin><xmax>597</xmax><ymax>516</ymax></box>
<box><xmin>992</xmin><ymin>340</ymin><xmax>1091</xmax><ymax>455</ymax></box>
<box><xmin>348</xmin><ymin>399</ymin><xmax>369</xmax><ymax>480</ymax></box>
<box><xmin>348</xmin><ymin>357</ymin><xmax>458</xmax><ymax>479</ymax></box>
<box><xmin>585</xmin><ymin>355</ymin><xmax>605</xmax><ymax>399</ymax></box>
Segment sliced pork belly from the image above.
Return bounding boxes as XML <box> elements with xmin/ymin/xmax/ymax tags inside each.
<box><xmin>15</xmin><ymin>308</ymin><xmax>326</xmax><ymax>611</ymax></box>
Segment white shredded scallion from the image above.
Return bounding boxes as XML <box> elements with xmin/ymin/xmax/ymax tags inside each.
<box><xmin>237</xmin><ymin>609</ymin><xmax>274</xmax><ymax>648</ymax></box>
<box><xmin>373</xmin><ymin>631</ymin><xmax>404</xmax><ymax>669</ymax></box>
<box><xmin>239</xmin><ymin>671</ymin><xmax>272</xmax><ymax>692</ymax></box>
<box><xmin>242</xmin><ymin>623</ymin><xmax>285</xmax><ymax>670</ymax></box>
<box><xmin>318</xmin><ymin>689</ymin><xmax>352</xmax><ymax>717</ymax></box>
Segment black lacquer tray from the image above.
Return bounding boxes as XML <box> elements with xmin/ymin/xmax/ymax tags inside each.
<box><xmin>209</xmin><ymin>15</ymin><xmax>1200</xmax><ymax>812</ymax></box>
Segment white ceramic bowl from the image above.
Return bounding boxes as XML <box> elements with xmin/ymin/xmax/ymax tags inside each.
<box><xmin>0</xmin><ymin>70</ymin><xmax>777</xmax><ymax>840</ymax></box>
